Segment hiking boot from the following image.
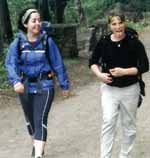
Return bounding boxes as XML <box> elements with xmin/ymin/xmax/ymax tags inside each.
<box><xmin>42</xmin><ymin>151</ymin><xmax>44</xmax><ymax>156</ymax></box>
<box><xmin>31</xmin><ymin>147</ymin><xmax>35</xmax><ymax>158</ymax></box>
<box><xmin>31</xmin><ymin>146</ymin><xmax>44</xmax><ymax>158</ymax></box>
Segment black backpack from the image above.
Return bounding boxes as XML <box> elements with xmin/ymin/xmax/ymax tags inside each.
<box><xmin>125</xmin><ymin>27</ymin><xmax>146</xmax><ymax>108</ymax></box>
<box><xmin>125</xmin><ymin>27</ymin><xmax>138</xmax><ymax>38</ymax></box>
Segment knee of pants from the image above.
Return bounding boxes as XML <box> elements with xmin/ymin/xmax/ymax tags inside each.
<box><xmin>103</xmin><ymin>114</ymin><xmax>117</xmax><ymax>124</ymax></box>
<box><xmin>34</xmin><ymin>117</ymin><xmax>48</xmax><ymax>129</ymax></box>
<box><xmin>34</xmin><ymin>117</ymin><xmax>42</xmax><ymax>127</ymax></box>
<box><xmin>102</xmin><ymin>116</ymin><xmax>117</xmax><ymax>129</ymax></box>
<box><xmin>34</xmin><ymin>122</ymin><xmax>47</xmax><ymax>141</ymax></box>
<box><xmin>123</xmin><ymin>127</ymin><xmax>136</xmax><ymax>136</ymax></box>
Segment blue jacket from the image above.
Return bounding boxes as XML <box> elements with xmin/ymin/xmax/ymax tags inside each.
<box><xmin>5</xmin><ymin>31</ymin><xmax>70</xmax><ymax>93</ymax></box>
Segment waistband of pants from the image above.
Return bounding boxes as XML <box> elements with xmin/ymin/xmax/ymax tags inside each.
<box><xmin>22</xmin><ymin>71</ymin><xmax>54</xmax><ymax>82</ymax></box>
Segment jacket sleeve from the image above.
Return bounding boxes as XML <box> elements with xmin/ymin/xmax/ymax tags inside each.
<box><xmin>5</xmin><ymin>38</ymin><xmax>21</xmax><ymax>85</ymax></box>
<box><xmin>136</xmin><ymin>39</ymin><xmax>149</xmax><ymax>74</ymax></box>
<box><xmin>47</xmin><ymin>37</ymin><xmax>70</xmax><ymax>90</ymax></box>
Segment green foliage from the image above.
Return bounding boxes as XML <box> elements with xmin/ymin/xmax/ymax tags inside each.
<box><xmin>0</xmin><ymin>47</ymin><xmax>11</xmax><ymax>90</ymax></box>
<box><xmin>64</xmin><ymin>0</ymin><xmax>78</xmax><ymax>23</ymax></box>
<box><xmin>127</xmin><ymin>20</ymin><xmax>149</xmax><ymax>32</ymax></box>
<box><xmin>64</xmin><ymin>58</ymin><xmax>80</xmax><ymax>66</ymax></box>
<box><xmin>0</xmin><ymin>66</ymin><xmax>11</xmax><ymax>90</ymax></box>
<box><xmin>82</xmin><ymin>0</ymin><xmax>103</xmax><ymax>24</ymax></box>
<box><xmin>65</xmin><ymin>0</ymin><xmax>150</xmax><ymax>25</ymax></box>
<box><xmin>6</xmin><ymin>0</ymin><xmax>150</xmax><ymax>28</ymax></box>
<box><xmin>8</xmin><ymin>0</ymin><xmax>34</xmax><ymax>32</ymax></box>
<box><xmin>65</xmin><ymin>0</ymin><xmax>107</xmax><ymax>25</ymax></box>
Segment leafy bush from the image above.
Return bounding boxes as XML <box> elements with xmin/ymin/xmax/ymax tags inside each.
<box><xmin>0</xmin><ymin>47</ymin><xmax>12</xmax><ymax>90</ymax></box>
<box><xmin>64</xmin><ymin>0</ymin><xmax>78</xmax><ymax>23</ymax></box>
<box><xmin>127</xmin><ymin>20</ymin><xmax>148</xmax><ymax>32</ymax></box>
<box><xmin>8</xmin><ymin>0</ymin><xmax>34</xmax><ymax>32</ymax></box>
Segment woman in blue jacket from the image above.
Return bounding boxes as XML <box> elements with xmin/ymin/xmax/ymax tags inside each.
<box><xmin>5</xmin><ymin>8</ymin><xmax>70</xmax><ymax>158</ymax></box>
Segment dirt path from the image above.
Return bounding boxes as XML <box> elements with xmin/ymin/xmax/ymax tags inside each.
<box><xmin>0</xmin><ymin>29</ymin><xmax>150</xmax><ymax>158</ymax></box>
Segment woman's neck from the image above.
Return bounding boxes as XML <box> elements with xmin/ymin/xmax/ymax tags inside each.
<box><xmin>27</xmin><ymin>33</ymin><xmax>38</xmax><ymax>42</ymax></box>
<box><xmin>111</xmin><ymin>33</ymin><xmax>125</xmax><ymax>42</ymax></box>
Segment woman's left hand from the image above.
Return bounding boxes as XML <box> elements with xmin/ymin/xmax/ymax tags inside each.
<box><xmin>109</xmin><ymin>67</ymin><xmax>126</xmax><ymax>77</ymax></box>
<box><xmin>62</xmin><ymin>90</ymin><xmax>70</xmax><ymax>98</ymax></box>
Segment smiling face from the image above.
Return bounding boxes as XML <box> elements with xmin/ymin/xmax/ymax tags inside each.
<box><xmin>24</xmin><ymin>12</ymin><xmax>41</xmax><ymax>36</ymax></box>
<box><xmin>109</xmin><ymin>16</ymin><xmax>126</xmax><ymax>39</ymax></box>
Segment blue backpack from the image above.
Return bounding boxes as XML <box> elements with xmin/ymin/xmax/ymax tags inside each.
<box><xmin>17</xmin><ymin>21</ymin><xmax>54</xmax><ymax>94</ymax></box>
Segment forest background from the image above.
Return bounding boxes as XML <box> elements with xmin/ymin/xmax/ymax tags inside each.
<box><xmin>0</xmin><ymin>0</ymin><xmax>150</xmax><ymax>92</ymax></box>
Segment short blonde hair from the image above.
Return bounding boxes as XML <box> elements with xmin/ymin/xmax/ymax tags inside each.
<box><xmin>108</xmin><ymin>11</ymin><xmax>125</xmax><ymax>24</ymax></box>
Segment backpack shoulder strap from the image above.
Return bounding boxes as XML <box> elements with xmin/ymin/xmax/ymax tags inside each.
<box><xmin>100</xmin><ymin>34</ymin><xmax>110</xmax><ymax>44</ymax></box>
<box><xmin>17</xmin><ymin>37</ymin><xmax>29</xmax><ymax>66</ymax></box>
<box><xmin>17</xmin><ymin>37</ymin><xmax>21</xmax><ymax>58</ymax></box>
<box><xmin>139</xmin><ymin>75</ymin><xmax>145</xmax><ymax>96</ymax></box>
<box><xmin>17</xmin><ymin>37</ymin><xmax>23</xmax><ymax>64</ymax></box>
<box><xmin>17</xmin><ymin>37</ymin><xmax>25</xmax><ymax>58</ymax></box>
<box><xmin>42</xmin><ymin>34</ymin><xmax>53</xmax><ymax>68</ymax></box>
<box><xmin>125</xmin><ymin>27</ymin><xmax>138</xmax><ymax>39</ymax></box>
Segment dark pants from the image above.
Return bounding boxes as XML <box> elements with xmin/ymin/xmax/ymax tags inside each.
<box><xmin>19</xmin><ymin>88</ymin><xmax>54</xmax><ymax>141</ymax></box>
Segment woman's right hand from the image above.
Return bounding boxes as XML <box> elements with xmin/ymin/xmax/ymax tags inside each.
<box><xmin>14</xmin><ymin>82</ymin><xmax>24</xmax><ymax>93</ymax></box>
<box><xmin>90</xmin><ymin>65</ymin><xmax>113</xmax><ymax>84</ymax></box>
<box><xmin>99</xmin><ymin>73</ymin><xmax>113</xmax><ymax>84</ymax></box>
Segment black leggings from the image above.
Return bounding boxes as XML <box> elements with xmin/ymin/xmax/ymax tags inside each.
<box><xmin>19</xmin><ymin>88</ymin><xmax>54</xmax><ymax>141</ymax></box>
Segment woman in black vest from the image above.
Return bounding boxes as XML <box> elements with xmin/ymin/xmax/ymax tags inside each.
<box><xmin>89</xmin><ymin>11</ymin><xmax>149</xmax><ymax>158</ymax></box>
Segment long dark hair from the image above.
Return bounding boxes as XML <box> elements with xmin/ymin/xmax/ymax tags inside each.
<box><xmin>17</xmin><ymin>7</ymin><xmax>38</xmax><ymax>33</ymax></box>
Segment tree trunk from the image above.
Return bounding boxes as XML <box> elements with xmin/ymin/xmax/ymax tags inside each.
<box><xmin>48</xmin><ymin>0</ymin><xmax>69</xmax><ymax>23</ymax></box>
<box><xmin>55</xmin><ymin>0</ymin><xmax>68</xmax><ymax>23</ymax></box>
<box><xmin>35</xmin><ymin>0</ymin><xmax>51</xmax><ymax>21</ymax></box>
<box><xmin>35</xmin><ymin>0</ymin><xmax>70</xmax><ymax>23</ymax></box>
<box><xmin>0</xmin><ymin>0</ymin><xmax>13</xmax><ymax>43</ymax></box>
<box><xmin>75</xmin><ymin>0</ymin><xmax>87</xmax><ymax>26</ymax></box>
